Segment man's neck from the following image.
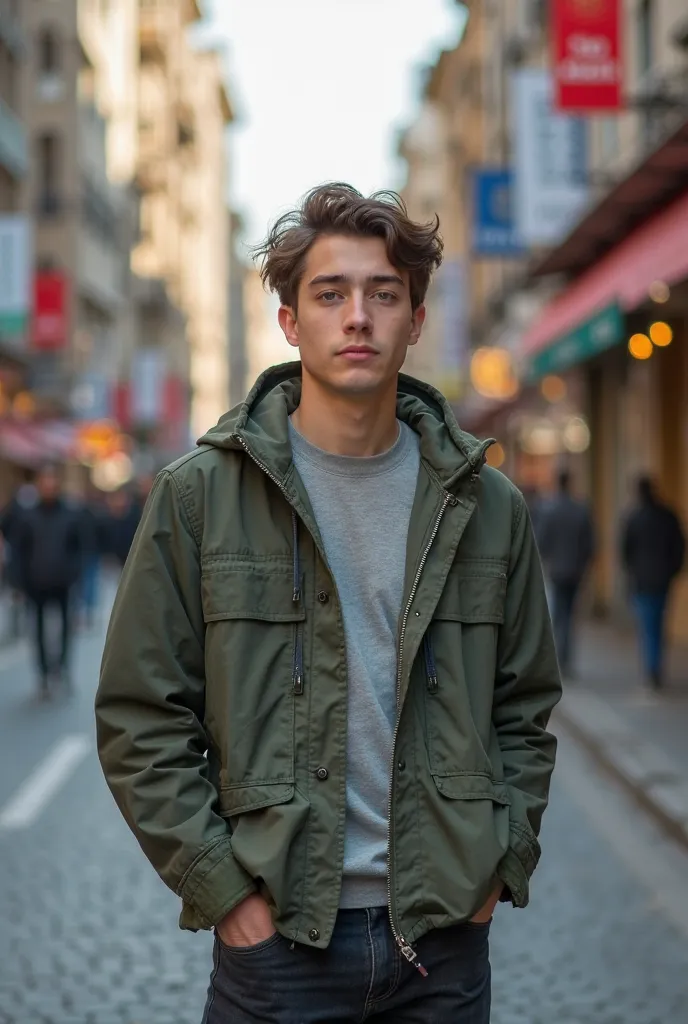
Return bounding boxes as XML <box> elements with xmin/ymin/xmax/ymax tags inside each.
<box><xmin>292</xmin><ymin>374</ymin><xmax>400</xmax><ymax>457</ymax></box>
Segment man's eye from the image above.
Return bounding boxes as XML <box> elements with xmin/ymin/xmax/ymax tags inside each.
<box><xmin>319</xmin><ymin>291</ymin><xmax>339</xmax><ymax>301</ymax></box>
<box><xmin>374</xmin><ymin>291</ymin><xmax>396</xmax><ymax>301</ymax></box>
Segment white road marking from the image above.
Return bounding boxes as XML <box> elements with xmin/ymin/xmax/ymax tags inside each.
<box><xmin>0</xmin><ymin>734</ymin><xmax>91</xmax><ymax>830</ymax></box>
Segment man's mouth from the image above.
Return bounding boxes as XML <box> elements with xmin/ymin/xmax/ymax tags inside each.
<box><xmin>338</xmin><ymin>345</ymin><xmax>378</xmax><ymax>361</ymax></box>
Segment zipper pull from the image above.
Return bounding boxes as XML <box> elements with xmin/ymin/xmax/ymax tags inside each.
<box><xmin>399</xmin><ymin>941</ymin><xmax>428</xmax><ymax>978</ymax></box>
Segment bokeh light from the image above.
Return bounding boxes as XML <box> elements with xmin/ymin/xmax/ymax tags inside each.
<box><xmin>486</xmin><ymin>442</ymin><xmax>505</xmax><ymax>469</ymax></box>
<box><xmin>540</xmin><ymin>375</ymin><xmax>567</xmax><ymax>403</ymax></box>
<box><xmin>562</xmin><ymin>416</ymin><xmax>591</xmax><ymax>454</ymax></box>
<box><xmin>628</xmin><ymin>333</ymin><xmax>653</xmax><ymax>360</ymax></box>
<box><xmin>649</xmin><ymin>321</ymin><xmax>673</xmax><ymax>347</ymax></box>
<box><xmin>470</xmin><ymin>347</ymin><xmax>519</xmax><ymax>401</ymax></box>
<box><xmin>648</xmin><ymin>280</ymin><xmax>670</xmax><ymax>303</ymax></box>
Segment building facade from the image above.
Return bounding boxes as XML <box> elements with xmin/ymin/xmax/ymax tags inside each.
<box><xmin>401</xmin><ymin>0</ymin><xmax>688</xmax><ymax>640</ymax></box>
<box><xmin>18</xmin><ymin>0</ymin><xmax>137</xmax><ymax>422</ymax></box>
<box><xmin>133</xmin><ymin>0</ymin><xmax>234</xmax><ymax>437</ymax></box>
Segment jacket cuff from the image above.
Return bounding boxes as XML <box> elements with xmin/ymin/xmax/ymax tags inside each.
<box><xmin>177</xmin><ymin>836</ymin><xmax>257</xmax><ymax>930</ymax></box>
<box><xmin>496</xmin><ymin>825</ymin><xmax>540</xmax><ymax>909</ymax></box>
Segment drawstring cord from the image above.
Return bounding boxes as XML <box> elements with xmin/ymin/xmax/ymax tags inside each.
<box><xmin>292</xmin><ymin>512</ymin><xmax>304</xmax><ymax>694</ymax></box>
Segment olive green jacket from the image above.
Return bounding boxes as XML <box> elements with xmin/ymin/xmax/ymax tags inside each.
<box><xmin>95</xmin><ymin>363</ymin><xmax>561</xmax><ymax>956</ymax></box>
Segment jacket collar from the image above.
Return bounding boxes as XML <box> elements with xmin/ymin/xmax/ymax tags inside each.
<box><xmin>197</xmin><ymin>361</ymin><xmax>492</xmax><ymax>492</ymax></box>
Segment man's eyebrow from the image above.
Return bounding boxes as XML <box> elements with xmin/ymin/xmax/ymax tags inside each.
<box><xmin>308</xmin><ymin>274</ymin><xmax>349</xmax><ymax>287</ymax></box>
<box><xmin>369</xmin><ymin>274</ymin><xmax>404</xmax><ymax>287</ymax></box>
<box><xmin>307</xmin><ymin>273</ymin><xmax>404</xmax><ymax>287</ymax></box>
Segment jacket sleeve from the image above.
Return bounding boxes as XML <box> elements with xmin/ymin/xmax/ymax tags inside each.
<box><xmin>493</xmin><ymin>492</ymin><xmax>562</xmax><ymax>908</ymax></box>
<box><xmin>95</xmin><ymin>470</ymin><xmax>257</xmax><ymax>931</ymax></box>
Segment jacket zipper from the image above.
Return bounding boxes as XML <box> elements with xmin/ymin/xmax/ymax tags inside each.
<box><xmin>386</xmin><ymin>490</ymin><xmax>458</xmax><ymax>977</ymax></box>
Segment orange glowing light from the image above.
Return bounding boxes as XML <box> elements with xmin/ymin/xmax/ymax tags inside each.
<box><xmin>628</xmin><ymin>333</ymin><xmax>653</xmax><ymax>360</ymax></box>
<box><xmin>649</xmin><ymin>321</ymin><xmax>673</xmax><ymax>347</ymax></box>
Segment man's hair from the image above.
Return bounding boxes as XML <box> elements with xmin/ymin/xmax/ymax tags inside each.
<box><xmin>557</xmin><ymin>469</ymin><xmax>571</xmax><ymax>493</ymax></box>
<box><xmin>252</xmin><ymin>183</ymin><xmax>443</xmax><ymax>312</ymax></box>
<box><xmin>637</xmin><ymin>475</ymin><xmax>655</xmax><ymax>503</ymax></box>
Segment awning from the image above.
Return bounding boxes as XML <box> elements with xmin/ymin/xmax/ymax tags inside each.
<box><xmin>531</xmin><ymin>117</ymin><xmax>688</xmax><ymax>278</ymax></box>
<box><xmin>525</xmin><ymin>303</ymin><xmax>624</xmax><ymax>381</ymax></box>
<box><xmin>522</xmin><ymin>186</ymin><xmax>688</xmax><ymax>367</ymax></box>
<box><xmin>0</xmin><ymin>420</ymin><xmax>77</xmax><ymax>468</ymax></box>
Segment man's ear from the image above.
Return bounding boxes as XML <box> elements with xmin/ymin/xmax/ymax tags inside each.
<box><xmin>409</xmin><ymin>304</ymin><xmax>426</xmax><ymax>347</ymax></box>
<box><xmin>278</xmin><ymin>305</ymin><xmax>299</xmax><ymax>349</ymax></box>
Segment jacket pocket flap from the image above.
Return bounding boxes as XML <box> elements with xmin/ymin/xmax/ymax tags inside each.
<box><xmin>434</xmin><ymin>564</ymin><xmax>507</xmax><ymax>624</ymax></box>
<box><xmin>431</xmin><ymin>772</ymin><xmax>511</xmax><ymax>805</ymax></box>
<box><xmin>201</xmin><ymin>564</ymin><xmax>306</xmax><ymax>623</ymax></box>
<box><xmin>218</xmin><ymin>780</ymin><xmax>295</xmax><ymax>818</ymax></box>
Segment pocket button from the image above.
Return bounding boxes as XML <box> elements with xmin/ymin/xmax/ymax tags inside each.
<box><xmin>309</xmin><ymin>928</ymin><xmax>320</xmax><ymax>942</ymax></box>
<box><xmin>317</xmin><ymin>591</ymin><xmax>329</xmax><ymax>604</ymax></box>
<box><xmin>316</xmin><ymin>766</ymin><xmax>329</xmax><ymax>780</ymax></box>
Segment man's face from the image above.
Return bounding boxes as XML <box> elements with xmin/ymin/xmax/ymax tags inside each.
<box><xmin>37</xmin><ymin>470</ymin><xmax>60</xmax><ymax>502</ymax></box>
<box><xmin>278</xmin><ymin>234</ymin><xmax>425</xmax><ymax>397</ymax></box>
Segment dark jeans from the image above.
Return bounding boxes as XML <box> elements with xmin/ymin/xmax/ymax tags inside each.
<box><xmin>202</xmin><ymin>908</ymin><xmax>491</xmax><ymax>1023</ymax></box>
<box><xmin>29</xmin><ymin>587</ymin><xmax>72</xmax><ymax>685</ymax></box>
<box><xmin>633</xmin><ymin>590</ymin><xmax>669</xmax><ymax>681</ymax></box>
<box><xmin>550</xmin><ymin>579</ymin><xmax>580</xmax><ymax>674</ymax></box>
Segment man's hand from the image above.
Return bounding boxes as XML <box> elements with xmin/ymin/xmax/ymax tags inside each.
<box><xmin>470</xmin><ymin>882</ymin><xmax>503</xmax><ymax>924</ymax></box>
<box><xmin>215</xmin><ymin>892</ymin><xmax>276</xmax><ymax>948</ymax></box>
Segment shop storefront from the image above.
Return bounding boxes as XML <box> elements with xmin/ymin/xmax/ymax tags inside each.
<box><xmin>518</xmin><ymin>120</ymin><xmax>688</xmax><ymax>639</ymax></box>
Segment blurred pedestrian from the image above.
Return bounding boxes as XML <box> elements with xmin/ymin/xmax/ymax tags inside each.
<box><xmin>79</xmin><ymin>485</ymin><xmax>109</xmax><ymax>630</ymax></box>
<box><xmin>13</xmin><ymin>464</ymin><xmax>86</xmax><ymax>698</ymax></box>
<box><xmin>103</xmin><ymin>486</ymin><xmax>141</xmax><ymax>569</ymax></box>
<box><xmin>536</xmin><ymin>469</ymin><xmax>595</xmax><ymax>677</ymax></box>
<box><xmin>621</xmin><ymin>476</ymin><xmax>685</xmax><ymax>689</ymax></box>
<box><xmin>96</xmin><ymin>183</ymin><xmax>561</xmax><ymax>1023</ymax></box>
<box><xmin>0</xmin><ymin>478</ymin><xmax>38</xmax><ymax>641</ymax></box>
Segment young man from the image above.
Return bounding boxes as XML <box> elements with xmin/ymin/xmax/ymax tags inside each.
<box><xmin>96</xmin><ymin>184</ymin><xmax>561</xmax><ymax>1023</ymax></box>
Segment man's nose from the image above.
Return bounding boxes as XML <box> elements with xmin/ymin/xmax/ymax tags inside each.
<box><xmin>343</xmin><ymin>295</ymin><xmax>372</xmax><ymax>333</ymax></box>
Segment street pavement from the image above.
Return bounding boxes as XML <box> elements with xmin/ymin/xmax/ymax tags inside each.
<box><xmin>1</xmin><ymin>598</ymin><xmax>688</xmax><ymax>1023</ymax></box>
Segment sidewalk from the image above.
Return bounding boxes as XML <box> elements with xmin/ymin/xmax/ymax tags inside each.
<box><xmin>555</xmin><ymin>617</ymin><xmax>688</xmax><ymax>849</ymax></box>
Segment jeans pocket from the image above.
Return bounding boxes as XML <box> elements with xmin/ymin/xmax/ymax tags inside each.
<box><xmin>215</xmin><ymin>930</ymin><xmax>283</xmax><ymax>957</ymax></box>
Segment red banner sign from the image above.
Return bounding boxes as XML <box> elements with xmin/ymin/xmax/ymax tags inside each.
<box><xmin>33</xmin><ymin>271</ymin><xmax>68</xmax><ymax>350</ymax></box>
<box><xmin>553</xmin><ymin>0</ymin><xmax>623</xmax><ymax>112</ymax></box>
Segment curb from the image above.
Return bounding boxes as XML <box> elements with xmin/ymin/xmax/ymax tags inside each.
<box><xmin>554</xmin><ymin>692</ymin><xmax>688</xmax><ymax>852</ymax></box>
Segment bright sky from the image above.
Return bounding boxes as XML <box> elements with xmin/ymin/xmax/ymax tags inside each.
<box><xmin>202</xmin><ymin>0</ymin><xmax>467</xmax><ymax>246</ymax></box>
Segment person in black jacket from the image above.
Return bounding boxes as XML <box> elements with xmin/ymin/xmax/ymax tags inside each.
<box><xmin>622</xmin><ymin>476</ymin><xmax>685</xmax><ymax>689</ymax></box>
<box><xmin>536</xmin><ymin>470</ymin><xmax>595</xmax><ymax>677</ymax></box>
<box><xmin>103</xmin><ymin>486</ymin><xmax>141</xmax><ymax>569</ymax></box>
<box><xmin>14</xmin><ymin>464</ymin><xmax>87</xmax><ymax>697</ymax></box>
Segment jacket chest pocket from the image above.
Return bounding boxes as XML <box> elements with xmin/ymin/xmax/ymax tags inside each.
<box><xmin>201</xmin><ymin>561</ymin><xmax>306</xmax><ymax>791</ymax></box>
<box><xmin>423</xmin><ymin>564</ymin><xmax>507</xmax><ymax>778</ymax></box>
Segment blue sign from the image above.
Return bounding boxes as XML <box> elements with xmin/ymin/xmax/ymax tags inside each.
<box><xmin>472</xmin><ymin>168</ymin><xmax>525</xmax><ymax>257</ymax></box>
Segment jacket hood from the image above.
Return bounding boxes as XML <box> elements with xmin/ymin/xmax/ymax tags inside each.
<box><xmin>198</xmin><ymin>361</ymin><xmax>492</xmax><ymax>490</ymax></box>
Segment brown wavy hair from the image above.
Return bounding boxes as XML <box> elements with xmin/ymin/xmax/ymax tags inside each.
<box><xmin>251</xmin><ymin>183</ymin><xmax>443</xmax><ymax>312</ymax></box>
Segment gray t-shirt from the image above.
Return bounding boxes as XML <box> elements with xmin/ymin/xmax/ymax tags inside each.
<box><xmin>289</xmin><ymin>419</ymin><xmax>420</xmax><ymax>909</ymax></box>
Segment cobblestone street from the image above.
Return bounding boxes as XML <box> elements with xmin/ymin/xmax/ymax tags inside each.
<box><xmin>1</xmin><ymin>612</ymin><xmax>687</xmax><ymax>1024</ymax></box>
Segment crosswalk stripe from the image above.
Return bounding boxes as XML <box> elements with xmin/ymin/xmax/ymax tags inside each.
<box><xmin>0</xmin><ymin>734</ymin><xmax>92</xmax><ymax>830</ymax></box>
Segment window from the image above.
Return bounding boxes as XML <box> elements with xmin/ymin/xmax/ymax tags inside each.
<box><xmin>638</xmin><ymin>0</ymin><xmax>654</xmax><ymax>77</ymax></box>
<box><xmin>39</xmin><ymin>29</ymin><xmax>60</xmax><ymax>74</ymax></box>
<box><xmin>37</xmin><ymin>28</ymin><xmax>65</xmax><ymax>102</ymax></box>
<box><xmin>37</xmin><ymin>133</ymin><xmax>61</xmax><ymax>215</ymax></box>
